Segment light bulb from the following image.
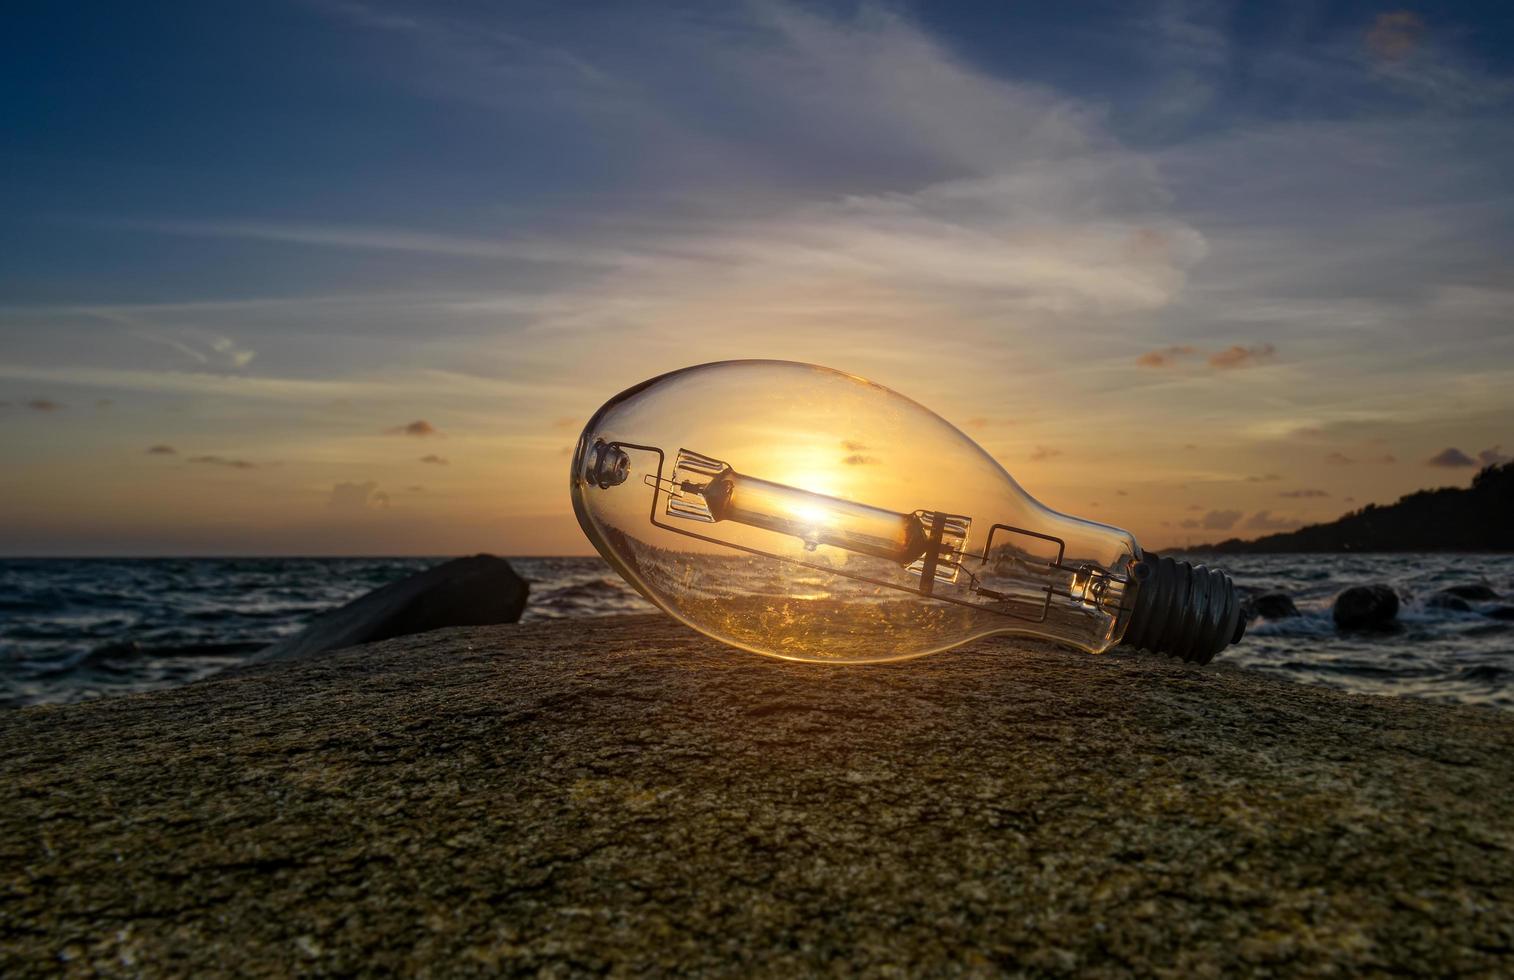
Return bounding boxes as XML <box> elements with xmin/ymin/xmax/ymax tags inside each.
<box><xmin>571</xmin><ymin>360</ymin><xmax>1244</xmax><ymax>665</ymax></box>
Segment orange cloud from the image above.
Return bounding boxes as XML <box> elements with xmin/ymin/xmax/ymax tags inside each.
<box><xmin>1029</xmin><ymin>446</ymin><xmax>1062</xmax><ymax>461</ymax></box>
<box><xmin>145</xmin><ymin>445</ymin><xmax>176</xmax><ymax>455</ymax></box>
<box><xmin>1135</xmin><ymin>345</ymin><xmax>1198</xmax><ymax>368</ymax></box>
<box><xmin>27</xmin><ymin>398</ymin><xmax>63</xmax><ymax>411</ymax></box>
<box><xmin>1366</xmin><ymin>11</ymin><xmax>1424</xmax><ymax>62</ymax></box>
<box><xmin>1479</xmin><ymin>446</ymin><xmax>1511</xmax><ymax>465</ymax></box>
<box><xmin>419</xmin><ymin>454</ymin><xmax>449</xmax><ymax>465</ymax></box>
<box><xmin>1279</xmin><ymin>489</ymin><xmax>1328</xmax><ymax>498</ymax></box>
<box><xmin>1208</xmin><ymin>344</ymin><xmax>1276</xmax><ymax>369</ymax></box>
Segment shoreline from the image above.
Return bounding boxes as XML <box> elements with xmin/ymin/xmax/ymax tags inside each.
<box><xmin>4</xmin><ymin>614</ymin><xmax>1511</xmax><ymax>973</ymax></box>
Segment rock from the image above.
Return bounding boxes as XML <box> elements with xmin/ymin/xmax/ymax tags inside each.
<box><xmin>3</xmin><ymin>615</ymin><xmax>1512</xmax><ymax>975</ymax></box>
<box><xmin>1241</xmin><ymin>591</ymin><xmax>1299</xmax><ymax>620</ymax></box>
<box><xmin>1486</xmin><ymin>606</ymin><xmax>1514</xmax><ymax>622</ymax></box>
<box><xmin>252</xmin><ymin>554</ymin><xmax>527</xmax><ymax>662</ymax></box>
<box><xmin>1426</xmin><ymin>593</ymin><xmax>1473</xmax><ymax>613</ymax></box>
<box><xmin>1333</xmin><ymin>584</ymin><xmax>1400</xmax><ymax>630</ymax></box>
<box><xmin>1442</xmin><ymin>584</ymin><xmax>1499</xmax><ymax>601</ymax></box>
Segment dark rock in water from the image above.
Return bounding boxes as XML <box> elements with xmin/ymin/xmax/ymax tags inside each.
<box><xmin>1241</xmin><ymin>592</ymin><xmax>1299</xmax><ymax>621</ymax></box>
<box><xmin>252</xmin><ymin>554</ymin><xmax>527</xmax><ymax>662</ymax></box>
<box><xmin>1426</xmin><ymin>593</ymin><xmax>1473</xmax><ymax>613</ymax></box>
<box><xmin>2</xmin><ymin>616</ymin><xmax>1512</xmax><ymax>975</ymax></box>
<box><xmin>1486</xmin><ymin>605</ymin><xmax>1514</xmax><ymax>622</ymax></box>
<box><xmin>1442</xmin><ymin>584</ymin><xmax>1499</xmax><ymax>602</ymax></box>
<box><xmin>1333</xmin><ymin>584</ymin><xmax>1400</xmax><ymax>630</ymax></box>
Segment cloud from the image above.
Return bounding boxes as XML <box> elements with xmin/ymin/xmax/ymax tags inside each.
<box><xmin>87</xmin><ymin>310</ymin><xmax>257</xmax><ymax>371</ymax></box>
<box><xmin>1426</xmin><ymin>447</ymin><xmax>1477</xmax><ymax>467</ymax></box>
<box><xmin>1479</xmin><ymin>446</ymin><xmax>1511</xmax><ymax>465</ymax></box>
<box><xmin>1325</xmin><ymin>452</ymin><xmax>1354</xmax><ymax>464</ymax></box>
<box><xmin>1245</xmin><ymin>474</ymin><xmax>1281</xmax><ymax>483</ymax></box>
<box><xmin>388</xmin><ymin>419</ymin><xmax>441</xmax><ymax>437</ymax></box>
<box><xmin>188</xmin><ymin>455</ymin><xmax>255</xmax><ymax>469</ymax></box>
<box><xmin>1136</xmin><ymin>345</ymin><xmax>1199</xmax><ymax>368</ymax></box>
<box><xmin>329</xmin><ymin>481</ymin><xmax>390</xmax><ymax>511</ymax></box>
<box><xmin>1365</xmin><ymin>12</ymin><xmax>1424</xmax><ymax>62</ymax></box>
<box><xmin>1245</xmin><ymin>510</ymin><xmax>1299</xmax><ymax>531</ymax></box>
<box><xmin>1369</xmin><ymin>453</ymin><xmax>1397</xmax><ymax>464</ymax></box>
<box><xmin>1180</xmin><ymin>518</ymin><xmax>1201</xmax><ymax>529</ymax></box>
<box><xmin>1134</xmin><ymin>343</ymin><xmax>1276</xmax><ymax>370</ymax></box>
<box><xmin>119</xmin><ymin>219</ymin><xmax>628</xmax><ymax>269</ymax></box>
<box><xmin>26</xmin><ymin>398</ymin><xmax>63</xmax><ymax>411</ymax></box>
<box><xmin>1279</xmin><ymin>488</ymin><xmax>1328</xmax><ymax>498</ymax></box>
<box><xmin>1203</xmin><ymin>509</ymin><xmax>1242</xmax><ymax>530</ymax></box>
<box><xmin>842</xmin><ymin>454</ymin><xmax>877</xmax><ymax>466</ymax></box>
<box><xmin>1207</xmin><ymin>344</ymin><xmax>1276</xmax><ymax>369</ymax></box>
<box><xmin>419</xmin><ymin>454</ymin><xmax>449</xmax><ymax>465</ymax></box>
<box><xmin>145</xmin><ymin>445</ymin><xmax>177</xmax><ymax>455</ymax></box>
<box><xmin>1029</xmin><ymin>446</ymin><xmax>1062</xmax><ymax>461</ymax></box>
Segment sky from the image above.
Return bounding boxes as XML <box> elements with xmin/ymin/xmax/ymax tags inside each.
<box><xmin>2</xmin><ymin>0</ymin><xmax>1512</xmax><ymax>556</ymax></box>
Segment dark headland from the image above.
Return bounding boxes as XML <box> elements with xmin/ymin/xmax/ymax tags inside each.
<box><xmin>1199</xmin><ymin>462</ymin><xmax>1514</xmax><ymax>553</ymax></box>
<box><xmin>4</xmin><ymin>614</ymin><xmax>1512</xmax><ymax>975</ymax></box>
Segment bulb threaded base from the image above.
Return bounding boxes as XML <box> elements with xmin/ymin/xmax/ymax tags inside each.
<box><xmin>1122</xmin><ymin>553</ymin><xmax>1245</xmax><ymax>665</ymax></box>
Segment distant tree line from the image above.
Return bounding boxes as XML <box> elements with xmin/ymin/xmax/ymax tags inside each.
<box><xmin>1199</xmin><ymin>463</ymin><xmax>1514</xmax><ymax>552</ymax></box>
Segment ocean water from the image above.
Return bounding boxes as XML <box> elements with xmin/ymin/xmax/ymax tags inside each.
<box><xmin>1</xmin><ymin>554</ymin><xmax>1510</xmax><ymax>710</ymax></box>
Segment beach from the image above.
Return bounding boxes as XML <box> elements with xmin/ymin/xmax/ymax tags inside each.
<box><xmin>4</xmin><ymin>613</ymin><xmax>1511</xmax><ymax>975</ymax></box>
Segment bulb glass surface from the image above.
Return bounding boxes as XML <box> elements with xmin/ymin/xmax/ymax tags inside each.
<box><xmin>572</xmin><ymin>360</ymin><xmax>1143</xmax><ymax>663</ymax></box>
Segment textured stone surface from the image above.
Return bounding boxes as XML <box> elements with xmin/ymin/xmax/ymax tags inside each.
<box><xmin>1332</xmin><ymin>584</ymin><xmax>1400</xmax><ymax>630</ymax></box>
<box><xmin>3</xmin><ymin>614</ymin><xmax>1512</xmax><ymax>976</ymax></box>
<box><xmin>252</xmin><ymin>554</ymin><xmax>527</xmax><ymax>662</ymax></box>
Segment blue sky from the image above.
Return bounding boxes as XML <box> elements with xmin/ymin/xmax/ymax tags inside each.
<box><xmin>2</xmin><ymin>1</ymin><xmax>1512</xmax><ymax>554</ymax></box>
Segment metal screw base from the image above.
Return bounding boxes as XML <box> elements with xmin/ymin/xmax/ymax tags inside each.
<box><xmin>1122</xmin><ymin>553</ymin><xmax>1245</xmax><ymax>665</ymax></box>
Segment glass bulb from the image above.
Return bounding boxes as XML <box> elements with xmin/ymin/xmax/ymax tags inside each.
<box><xmin>571</xmin><ymin>360</ymin><xmax>1243</xmax><ymax>664</ymax></box>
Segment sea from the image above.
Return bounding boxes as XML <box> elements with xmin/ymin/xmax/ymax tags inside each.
<box><xmin>1</xmin><ymin>554</ymin><xmax>1511</xmax><ymax>711</ymax></box>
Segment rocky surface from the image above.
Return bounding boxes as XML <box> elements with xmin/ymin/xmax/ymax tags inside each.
<box><xmin>3</xmin><ymin>614</ymin><xmax>1512</xmax><ymax>976</ymax></box>
<box><xmin>1443</xmin><ymin>584</ymin><xmax>1500</xmax><ymax>602</ymax></box>
<box><xmin>1332</xmin><ymin>584</ymin><xmax>1400</xmax><ymax>630</ymax></box>
<box><xmin>1241</xmin><ymin>591</ymin><xmax>1300</xmax><ymax>621</ymax></box>
<box><xmin>252</xmin><ymin>554</ymin><xmax>527</xmax><ymax>662</ymax></box>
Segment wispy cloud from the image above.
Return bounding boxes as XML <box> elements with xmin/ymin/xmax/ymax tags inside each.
<box><xmin>329</xmin><ymin>480</ymin><xmax>389</xmax><ymax>511</ymax></box>
<box><xmin>1279</xmin><ymin>488</ymin><xmax>1328</xmax><ymax>498</ymax></box>
<box><xmin>188</xmin><ymin>455</ymin><xmax>256</xmax><ymax>470</ymax></box>
<box><xmin>26</xmin><ymin>398</ymin><xmax>63</xmax><ymax>411</ymax></box>
<box><xmin>419</xmin><ymin>454</ymin><xmax>449</xmax><ymax>465</ymax></box>
<box><xmin>145</xmin><ymin>445</ymin><xmax>176</xmax><ymax>455</ymax></box>
<box><xmin>117</xmin><ymin>219</ymin><xmax>633</xmax><ymax>269</ymax></box>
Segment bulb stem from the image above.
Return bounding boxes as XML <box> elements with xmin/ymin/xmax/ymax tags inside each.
<box><xmin>1122</xmin><ymin>553</ymin><xmax>1245</xmax><ymax>665</ymax></box>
